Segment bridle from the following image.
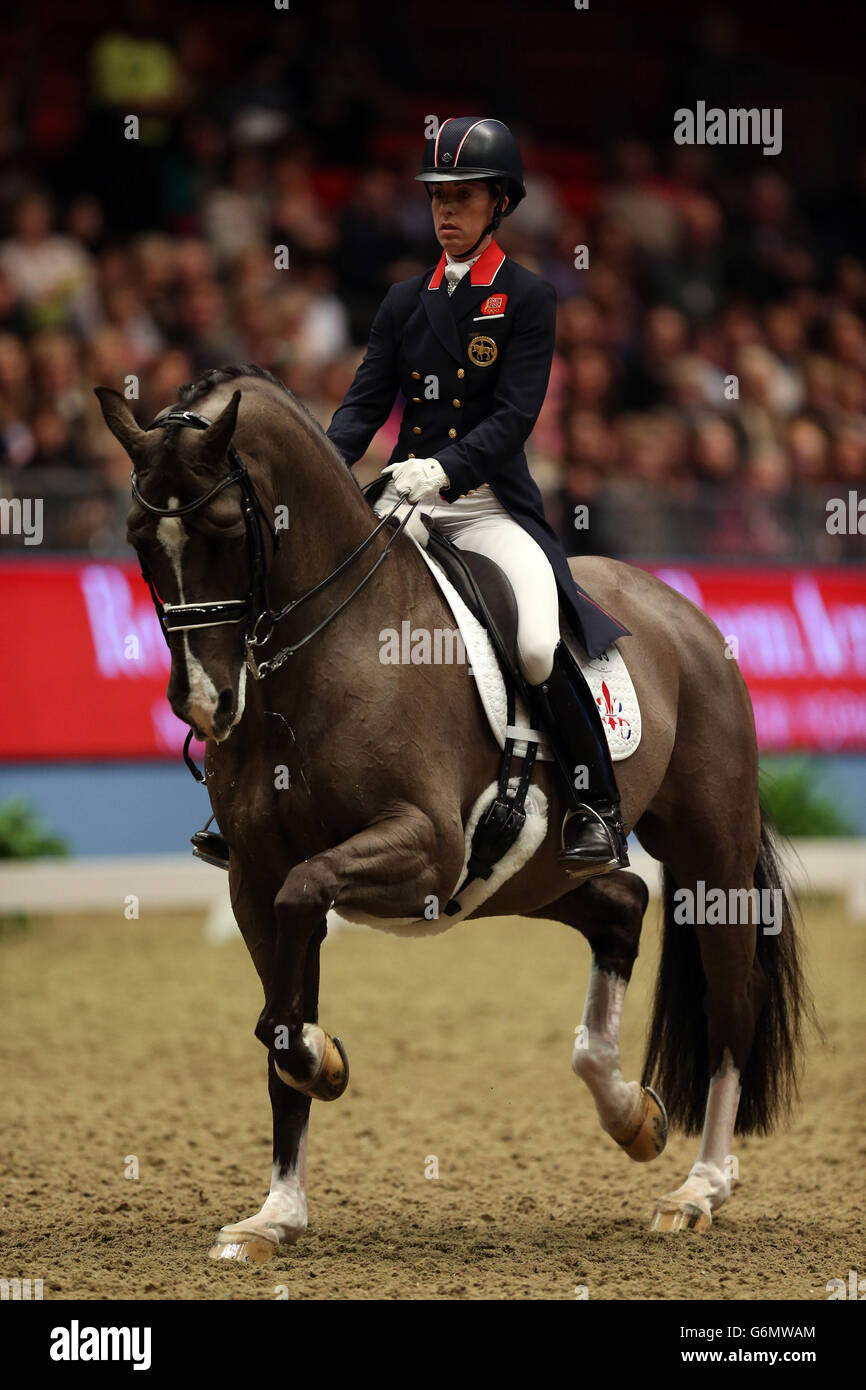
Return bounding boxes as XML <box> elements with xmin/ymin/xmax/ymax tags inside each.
<box><xmin>134</xmin><ymin>406</ymin><xmax>418</xmax><ymax>683</ymax></box>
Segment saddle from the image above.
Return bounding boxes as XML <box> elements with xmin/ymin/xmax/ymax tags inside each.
<box><xmin>420</xmin><ymin>518</ymin><xmax>525</xmax><ymax>696</ymax></box>
<box><xmin>404</xmin><ymin>517</ymin><xmax>538</xmax><ymax>914</ymax></box>
<box><xmin>386</xmin><ymin>513</ymin><xmax>525</xmax><ymax>698</ymax></box>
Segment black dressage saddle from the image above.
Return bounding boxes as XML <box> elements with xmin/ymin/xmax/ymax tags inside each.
<box><xmin>408</xmin><ymin>516</ymin><xmax>524</xmax><ymax>698</ymax></box>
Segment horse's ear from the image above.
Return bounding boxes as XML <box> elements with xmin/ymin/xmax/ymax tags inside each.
<box><xmin>94</xmin><ymin>387</ymin><xmax>146</xmax><ymax>462</ymax></box>
<box><xmin>201</xmin><ymin>389</ymin><xmax>242</xmax><ymax>466</ymax></box>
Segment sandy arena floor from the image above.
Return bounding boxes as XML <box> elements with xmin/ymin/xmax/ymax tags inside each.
<box><xmin>1</xmin><ymin>894</ymin><xmax>862</xmax><ymax>1300</ymax></box>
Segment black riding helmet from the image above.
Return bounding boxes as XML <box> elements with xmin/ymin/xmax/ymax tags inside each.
<box><xmin>416</xmin><ymin>117</ymin><xmax>526</xmax><ymax>256</ymax></box>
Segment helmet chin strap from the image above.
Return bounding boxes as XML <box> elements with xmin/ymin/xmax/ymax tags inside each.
<box><xmin>458</xmin><ymin>192</ymin><xmax>506</xmax><ymax>259</ymax></box>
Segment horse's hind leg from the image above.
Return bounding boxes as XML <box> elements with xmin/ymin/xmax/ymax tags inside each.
<box><xmin>649</xmin><ymin>1047</ymin><xmax>742</xmax><ymax>1234</ymax></box>
<box><xmin>531</xmin><ymin>871</ymin><xmax>668</xmax><ymax>1162</ymax></box>
<box><xmin>640</xmin><ymin>806</ymin><xmax>766</xmax><ymax>1234</ymax></box>
<box><xmin>647</xmin><ymin>897</ymin><xmax>763</xmax><ymax>1234</ymax></box>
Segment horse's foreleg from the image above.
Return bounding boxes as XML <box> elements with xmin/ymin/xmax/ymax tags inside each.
<box><xmin>255</xmin><ymin>900</ymin><xmax>347</xmax><ymax>1099</ymax></box>
<box><xmin>213</xmin><ymin>809</ymin><xmax>455</xmax><ymax>1264</ymax></box>
<box><xmin>210</xmin><ymin>908</ymin><xmax>323</xmax><ymax>1264</ymax></box>
<box><xmin>209</xmin><ymin>1069</ymin><xmax>312</xmax><ymax>1263</ymax></box>
<box><xmin>533</xmin><ymin>872</ymin><xmax>668</xmax><ymax>1162</ymax></box>
<box><xmin>255</xmin><ymin>804</ymin><xmax>458</xmax><ymax>1086</ymax></box>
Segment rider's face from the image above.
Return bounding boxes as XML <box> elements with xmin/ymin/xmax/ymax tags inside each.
<box><xmin>431</xmin><ymin>181</ymin><xmax>504</xmax><ymax>258</ymax></box>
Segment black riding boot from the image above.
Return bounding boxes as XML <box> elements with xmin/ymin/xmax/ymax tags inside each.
<box><xmin>533</xmin><ymin>641</ymin><xmax>630</xmax><ymax>876</ymax></box>
<box><xmin>191</xmin><ymin>829</ymin><xmax>230</xmax><ymax>870</ymax></box>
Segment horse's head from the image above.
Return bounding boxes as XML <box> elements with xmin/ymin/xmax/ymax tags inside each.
<box><xmin>96</xmin><ymin>385</ymin><xmax>266</xmax><ymax>742</ymax></box>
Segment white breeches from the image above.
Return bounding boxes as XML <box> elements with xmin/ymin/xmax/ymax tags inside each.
<box><xmin>375</xmin><ymin>481</ymin><xmax>560</xmax><ymax>685</ymax></box>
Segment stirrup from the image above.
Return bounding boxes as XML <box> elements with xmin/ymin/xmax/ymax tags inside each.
<box><xmin>191</xmin><ymin>830</ymin><xmax>230</xmax><ymax>870</ymax></box>
<box><xmin>559</xmin><ymin>804</ymin><xmax>629</xmax><ymax>873</ymax></box>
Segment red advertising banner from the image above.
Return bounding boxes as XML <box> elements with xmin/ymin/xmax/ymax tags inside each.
<box><xmin>0</xmin><ymin>559</ymin><xmax>203</xmax><ymax>761</ymax></box>
<box><xmin>1</xmin><ymin>559</ymin><xmax>865</xmax><ymax>758</ymax></box>
<box><xmin>650</xmin><ymin>565</ymin><xmax>866</xmax><ymax>752</ymax></box>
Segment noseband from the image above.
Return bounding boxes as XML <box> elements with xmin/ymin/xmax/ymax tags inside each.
<box><xmin>134</xmin><ymin>405</ymin><xmax>417</xmax><ymax>681</ymax></box>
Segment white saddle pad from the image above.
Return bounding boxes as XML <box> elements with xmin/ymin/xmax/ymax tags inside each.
<box><xmin>416</xmin><ymin>544</ymin><xmax>641</xmax><ymax>762</ymax></box>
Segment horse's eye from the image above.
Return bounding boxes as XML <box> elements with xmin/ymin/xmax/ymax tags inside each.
<box><xmin>203</xmin><ymin>518</ymin><xmax>247</xmax><ymax>540</ymax></box>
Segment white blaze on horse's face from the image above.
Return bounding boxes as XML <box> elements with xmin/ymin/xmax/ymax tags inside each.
<box><xmin>157</xmin><ymin>501</ymin><xmax>247</xmax><ymax>741</ymax></box>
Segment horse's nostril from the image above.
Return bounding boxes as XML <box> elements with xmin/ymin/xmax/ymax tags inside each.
<box><xmin>216</xmin><ymin>688</ymin><xmax>234</xmax><ymax>717</ymax></box>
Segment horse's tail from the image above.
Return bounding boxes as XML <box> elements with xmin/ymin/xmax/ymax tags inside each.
<box><xmin>641</xmin><ymin>805</ymin><xmax>815</xmax><ymax>1136</ymax></box>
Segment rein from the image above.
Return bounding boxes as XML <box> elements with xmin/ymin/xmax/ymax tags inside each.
<box><xmin>135</xmin><ymin>407</ymin><xmax>419</xmax><ymax>683</ymax></box>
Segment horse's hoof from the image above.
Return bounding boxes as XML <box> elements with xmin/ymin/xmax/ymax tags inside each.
<box><xmin>649</xmin><ymin>1195</ymin><xmax>712</xmax><ymax>1233</ymax></box>
<box><xmin>208</xmin><ymin>1230</ymin><xmax>279</xmax><ymax>1263</ymax></box>
<box><xmin>315</xmin><ymin>1032</ymin><xmax>349</xmax><ymax>1100</ymax></box>
<box><xmin>613</xmin><ymin>1085</ymin><xmax>668</xmax><ymax>1162</ymax></box>
<box><xmin>274</xmin><ymin>1024</ymin><xmax>349</xmax><ymax>1102</ymax></box>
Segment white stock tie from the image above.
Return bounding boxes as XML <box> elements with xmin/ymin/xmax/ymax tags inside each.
<box><xmin>444</xmin><ymin>254</ymin><xmax>477</xmax><ymax>296</ymax></box>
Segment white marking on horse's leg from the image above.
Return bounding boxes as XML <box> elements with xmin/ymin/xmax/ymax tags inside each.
<box><xmin>213</xmin><ymin>1121</ymin><xmax>309</xmax><ymax>1251</ymax></box>
<box><xmin>670</xmin><ymin>1049</ymin><xmax>741</xmax><ymax>1211</ymax></box>
<box><xmin>256</xmin><ymin>1125</ymin><xmax>309</xmax><ymax>1243</ymax></box>
<box><xmin>157</xmin><ymin>505</ymin><xmax>220</xmax><ymax>721</ymax></box>
<box><xmin>571</xmin><ymin>963</ymin><xmax>641</xmax><ymax>1135</ymax></box>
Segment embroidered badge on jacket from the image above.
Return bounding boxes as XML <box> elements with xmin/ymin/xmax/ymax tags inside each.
<box><xmin>480</xmin><ymin>294</ymin><xmax>507</xmax><ymax>315</ymax></box>
<box><xmin>468</xmin><ymin>335</ymin><xmax>498</xmax><ymax>366</ymax></box>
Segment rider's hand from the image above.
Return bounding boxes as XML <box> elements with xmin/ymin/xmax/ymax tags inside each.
<box><xmin>381</xmin><ymin>457</ymin><xmax>449</xmax><ymax>502</ymax></box>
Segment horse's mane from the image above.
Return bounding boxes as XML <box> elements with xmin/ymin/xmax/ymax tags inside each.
<box><xmin>176</xmin><ymin>364</ymin><xmax>355</xmax><ymax>482</ymax></box>
<box><xmin>177</xmin><ymin>363</ymin><xmax>290</xmax><ymax>407</ymax></box>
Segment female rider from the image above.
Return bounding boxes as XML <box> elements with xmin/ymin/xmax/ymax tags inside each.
<box><xmin>325</xmin><ymin>117</ymin><xmax>632</xmax><ymax>876</ymax></box>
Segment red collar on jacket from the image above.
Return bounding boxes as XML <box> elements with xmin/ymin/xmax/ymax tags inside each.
<box><xmin>428</xmin><ymin>238</ymin><xmax>506</xmax><ymax>291</ymax></box>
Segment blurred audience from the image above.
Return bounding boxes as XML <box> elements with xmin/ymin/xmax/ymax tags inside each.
<box><xmin>0</xmin><ymin>7</ymin><xmax>864</xmax><ymax>560</ymax></box>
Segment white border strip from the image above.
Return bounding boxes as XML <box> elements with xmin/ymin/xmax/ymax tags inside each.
<box><xmin>2</xmin><ymin>842</ymin><xmax>865</xmax><ymax>928</ymax></box>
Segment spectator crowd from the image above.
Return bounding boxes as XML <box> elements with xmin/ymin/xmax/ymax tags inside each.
<box><xmin>0</xmin><ymin>2</ymin><xmax>864</xmax><ymax>562</ymax></box>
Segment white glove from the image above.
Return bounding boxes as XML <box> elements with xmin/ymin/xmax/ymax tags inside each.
<box><xmin>381</xmin><ymin>456</ymin><xmax>448</xmax><ymax>502</ymax></box>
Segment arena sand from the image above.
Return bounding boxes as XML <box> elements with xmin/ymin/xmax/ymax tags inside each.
<box><xmin>1</xmin><ymin>894</ymin><xmax>862</xmax><ymax>1300</ymax></box>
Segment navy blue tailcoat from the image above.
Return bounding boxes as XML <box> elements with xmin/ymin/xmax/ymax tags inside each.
<box><xmin>326</xmin><ymin>239</ymin><xmax>630</xmax><ymax>658</ymax></box>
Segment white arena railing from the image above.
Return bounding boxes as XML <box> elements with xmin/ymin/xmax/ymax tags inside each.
<box><xmin>1</xmin><ymin>842</ymin><xmax>864</xmax><ymax>940</ymax></box>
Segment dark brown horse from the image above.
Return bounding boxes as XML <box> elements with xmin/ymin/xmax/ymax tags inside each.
<box><xmin>96</xmin><ymin>367</ymin><xmax>810</xmax><ymax>1261</ymax></box>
